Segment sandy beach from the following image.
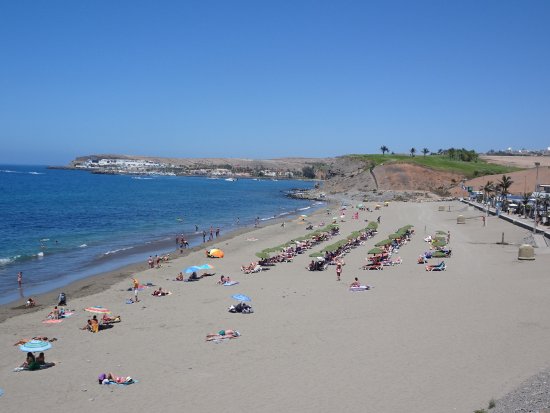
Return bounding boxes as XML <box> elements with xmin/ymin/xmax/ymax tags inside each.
<box><xmin>1</xmin><ymin>200</ymin><xmax>549</xmax><ymax>412</ymax></box>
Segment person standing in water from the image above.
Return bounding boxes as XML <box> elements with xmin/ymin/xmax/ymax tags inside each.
<box><xmin>17</xmin><ymin>272</ymin><xmax>22</xmax><ymax>287</ymax></box>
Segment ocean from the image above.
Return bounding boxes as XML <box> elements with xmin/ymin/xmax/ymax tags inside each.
<box><xmin>0</xmin><ymin>165</ymin><xmax>321</xmax><ymax>304</ymax></box>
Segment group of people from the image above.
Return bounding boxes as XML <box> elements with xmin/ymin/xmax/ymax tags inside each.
<box><xmin>21</xmin><ymin>351</ymin><xmax>53</xmax><ymax>370</ymax></box>
<box><xmin>147</xmin><ymin>254</ymin><xmax>169</xmax><ymax>269</ymax></box>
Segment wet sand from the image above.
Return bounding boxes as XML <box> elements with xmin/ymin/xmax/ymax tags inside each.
<box><xmin>1</xmin><ymin>201</ymin><xmax>549</xmax><ymax>413</ymax></box>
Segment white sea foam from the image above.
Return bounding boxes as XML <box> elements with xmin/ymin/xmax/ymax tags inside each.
<box><xmin>0</xmin><ymin>257</ymin><xmax>14</xmax><ymax>266</ymax></box>
<box><xmin>79</xmin><ymin>244</ymin><xmax>88</xmax><ymax>248</ymax></box>
<box><xmin>0</xmin><ymin>169</ymin><xmax>18</xmax><ymax>173</ymax></box>
<box><xmin>104</xmin><ymin>246</ymin><xmax>134</xmax><ymax>255</ymax></box>
<box><xmin>36</xmin><ymin>252</ymin><xmax>44</xmax><ymax>257</ymax></box>
<box><xmin>28</xmin><ymin>171</ymin><xmax>45</xmax><ymax>175</ymax></box>
<box><xmin>298</xmin><ymin>206</ymin><xmax>311</xmax><ymax>211</ymax></box>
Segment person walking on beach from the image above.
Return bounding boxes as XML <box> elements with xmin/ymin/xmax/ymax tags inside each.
<box><xmin>17</xmin><ymin>271</ymin><xmax>22</xmax><ymax>287</ymax></box>
<box><xmin>216</xmin><ymin>227</ymin><xmax>220</xmax><ymax>238</ymax></box>
<box><xmin>132</xmin><ymin>277</ymin><xmax>139</xmax><ymax>302</ymax></box>
<box><xmin>209</xmin><ymin>226</ymin><xmax>214</xmax><ymax>241</ymax></box>
<box><xmin>336</xmin><ymin>262</ymin><xmax>342</xmax><ymax>281</ymax></box>
<box><xmin>377</xmin><ymin>216</ymin><xmax>381</xmax><ymax>224</ymax></box>
<box><xmin>202</xmin><ymin>230</ymin><xmax>207</xmax><ymax>243</ymax></box>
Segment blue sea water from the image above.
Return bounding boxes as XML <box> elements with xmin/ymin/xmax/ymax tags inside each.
<box><xmin>0</xmin><ymin>165</ymin><xmax>320</xmax><ymax>304</ymax></box>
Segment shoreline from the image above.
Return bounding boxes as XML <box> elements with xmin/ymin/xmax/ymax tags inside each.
<box><xmin>0</xmin><ymin>201</ymin><xmax>334</xmax><ymax>324</ymax></box>
<box><xmin>1</xmin><ymin>199</ymin><xmax>549</xmax><ymax>412</ymax></box>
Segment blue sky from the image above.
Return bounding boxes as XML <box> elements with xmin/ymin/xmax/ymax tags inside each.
<box><xmin>1</xmin><ymin>1</ymin><xmax>549</xmax><ymax>165</ymax></box>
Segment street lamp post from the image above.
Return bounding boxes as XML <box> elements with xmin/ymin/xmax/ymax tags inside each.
<box><xmin>533</xmin><ymin>162</ymin><xmax>540</xmax><ymax>234</ymax></box>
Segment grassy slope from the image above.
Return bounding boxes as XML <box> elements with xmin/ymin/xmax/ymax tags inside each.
<box><xmin>346</xmin><ymin>154</ymin><xmax>520</xmax><ymax>179</ymax></box>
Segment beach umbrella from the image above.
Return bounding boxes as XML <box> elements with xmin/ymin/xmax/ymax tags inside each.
<box><xmin>388</xmin><ymin>233</ymin><xmax>401</xmax><ymax>239</ymax></box>
<box><xmin>207</xmin><ymin>249</ymin><xmax>224</xmax><ymax>258</ymax></box>
<box><xmin>231</xmin><ymin>294</ymin><xmax>251</xmax><ymax>302</ymax></box>
<box><xmin>85</xmin><ymin>306</ymin><xmax>111</xmax><ymax>314</ymax></box>
<box><xmin>375</xmin><ymin>239</ymin><xmax>392</xmax><ymax>247</ymax></box>
<box><xmin>19</xmin><ymin>340</ymin><xmax>52</xmax><ymax>353</ymax></box>
<box><xmin>185</xmin><ymin>266</ymin><xmax>201</xmax><ymax>273</ymax></box>
<box><xmin>432</xmin><ymin>240</ymin><xmax>447</xmax><ymax>248</ymax></box>
<box><xmin>356</xmin><ymin>203</ymin><xmax>364</xmax><ymax>208</ymax></box>
<box><xmin>368</xmin><ymin>247</ymin><xmax>383</xmax><ymax>254</ymax></box>
<box><xmin>198</xmin><ymin>264</ymin><xmax>214</xmax><ymax>270</ymax></box>
<box><xmin>436</xmin><ymin>230</ymin><xmax>447</xmax><ymax>235</ymax></box>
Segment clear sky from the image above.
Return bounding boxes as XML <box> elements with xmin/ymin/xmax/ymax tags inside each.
<box><xmin>1</xmin><ymin>0</ymin><xmax>549</xmax><ymax>165</ymax></box>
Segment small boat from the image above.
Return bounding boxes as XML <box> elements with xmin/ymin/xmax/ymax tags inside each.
<box><xmin>225</xmin><ymin>178</ymin><xmax>237</xmax><ymax>182</ymax></box>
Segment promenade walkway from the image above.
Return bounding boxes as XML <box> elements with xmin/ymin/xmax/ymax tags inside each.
<box><xmin>460</xmin><ymin>199</ymin><xmax>550</xmax><ymax>247</ymax></box>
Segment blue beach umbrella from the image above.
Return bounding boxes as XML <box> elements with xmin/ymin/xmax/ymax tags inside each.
<box><xmin>19</xmin><ymin>339</ymin><xmax>52</xmax><ymax>353</ymax></box>
<box><xmin>184</xmin><ymin>266</ymin><xmax>201</xmax><ymax>274</ymax></box>
<box><xmin>231</xmin><ymin>294</ymin><xmax>251</xmax><ymax>302</ymax></box>
<box><xmin>197</xmin><ymin>264</ymin><xmax>214</xmax><ymax>270</ymax></box>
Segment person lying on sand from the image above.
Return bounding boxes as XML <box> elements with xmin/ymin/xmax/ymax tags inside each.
<box><xmin>152</xmin><ymin>287</ymin><xmax>171</xmax><ymax>296</ymax></box>
<box><xmin>102</xmin><ymin>314</ymin><xmax>121</xmax><ymax>324</ymax></box>
<box><xmin>14</xmin><ymin>337</ymin><xmax>57</xmax><ymax>346</ymax></box>
<box><xmin>98</xmin><ymin>373</ymin><xmax>134</xmax><ymax>385</ymax></box>
<box><xmin>206</xmin><ymin>329</ymin><xmax>240</xmax><ymax>341</ymax></box>
<box><xmin>218</xmin><ymin>275</ymin><xmax>232</xmax><ymax>284</ymax></box>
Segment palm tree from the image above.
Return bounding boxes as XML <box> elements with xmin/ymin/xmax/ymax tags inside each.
<box><xmin>422</xmin><ymin>148</ymin><xmax>429</xmax><ymax>156</ymax></box>
<box><xmin>498</xmin><ymin>175</ymin><xmax>514</xmax><ymax>207</ymax></box>
<box><xmin>410</xmin><ymin>147</ymin><xmax>416</xmax><ymax>157</ymax></box>
<box><xmin>380</xmin><ymin>145</ymin><xmax>389</xmax><ymax>156</ymax></box>
<box><xmin>482</xmin><ymin>181</ymin><xmax>495</xmax><ymax>205</ymax></box>
<box><xmin>521</xmin><ymin>193</ymin><xmax>530</xmax><ymax>218</ymax></box>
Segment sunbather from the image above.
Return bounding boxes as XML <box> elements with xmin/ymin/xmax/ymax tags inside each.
<box><xmin>152</xmin><ymin>287</ymin><xmax>171</xmax><ymax>296</ymax></box>
<box><xmin>350</xmin><ymin>277</ymin><xmax>361</xmax><ymax>288</ymax></box>
<box><xmin>175</xmin><ymin>272</ymin><xmax>184</xmax><ymax>281</ymax></box>
<box><xmin>102</xmin><ymin>314</ymin><xmax>121</xmax><ymax>324</ymax></box>
<box><xmin>46</xmin><ymin>306</ymin><xmax>60</xmax><ymax>320</ymax></box>
<box><xmin>21</xmin><ymin>352</ymin><xmax>35</xmax><ymax>368</ymax></box>
<box><xmin>14</xmin><ymin>337</ymin><xmax>56</xmax><ymax>346</ymax></box>
<box><xmin>98</xmin><ymin>373</ymin><xmax>133</xmax><ymax>385</ymax></box>
<box><xmin>218</xmin><ymin>275</ymin><xmax>232</xmax><ymax>284</ymax></box>
<box><xmin>206</xmin><ymin>329</ymin><xmax>240</xmax><ymax>341</ymax></box>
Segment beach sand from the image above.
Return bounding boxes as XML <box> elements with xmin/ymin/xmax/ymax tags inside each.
<box><xmin>1</xmin><ymin>201</ymin><xmax>549</xmax><ymax>412</ymax></box>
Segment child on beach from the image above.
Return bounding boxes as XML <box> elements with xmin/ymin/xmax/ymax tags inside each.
<box><xmin>350</xmin><ymin>277</ymin><xmax>361</xmax><ymax>288</ymax></box>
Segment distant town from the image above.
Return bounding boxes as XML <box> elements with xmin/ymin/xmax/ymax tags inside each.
<box><xmin>57</xmin><ymin>155</ymin><xmax>321</xmax><ymax>179</ymax></box>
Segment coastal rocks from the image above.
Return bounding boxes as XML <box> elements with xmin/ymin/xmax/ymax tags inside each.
<box><xmin>491</xmin><ymin>369</ymin><xmax>550</xmax><ymax>413</ymax></box>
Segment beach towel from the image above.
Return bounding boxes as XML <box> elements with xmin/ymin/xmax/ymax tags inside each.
<box><xmin>103</xmin><ymin>378</ymin><xmax>137</xmax><ymax>386</ymax></box>
<box><xmin>126</xmin><ymin>299</ymin><xmax>134</xmax><ymax>304</ymax></box>
<box><xmin>223</xmin><ymin>281</ymin><xmax>239</xmax><ymax>286</ymax></box>
<box><xmin>350</xmin><ymin>285</ymin><xmax>372</xmax><ymax>291</ymax></box>
<box><xmin>13</xmin><ymin>363</ymin><xmax>56</xmax><ymax>372</ymax></box>
<box><xmin>61</xmin><ymin>311</ymin><xmax>74</xmax><ymax>317</ymax></box>
<box><xmin>42</xmin><ymin>319</ymin><xmax>63</xmax><ymax>324</ymax></box>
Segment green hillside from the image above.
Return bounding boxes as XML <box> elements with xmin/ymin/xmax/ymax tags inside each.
<box><xmin>347</xmin><ymin>154</ymin><xmax>519</xmax><ymax>178</ymax></box>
